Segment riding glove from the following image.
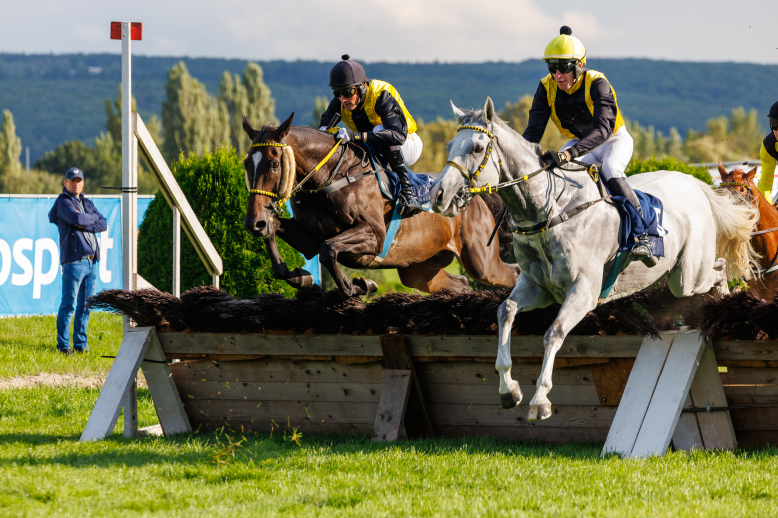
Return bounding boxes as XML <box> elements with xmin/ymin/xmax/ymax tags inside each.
<box><xmin>334</xmin><ymin>127</ymin><xmax>354</xmax><ymax>143</ymax></box>
<box><xmin>542</xmin><ymin>149</ymin><xmax>570</xmax><ymax>168</ymax></box>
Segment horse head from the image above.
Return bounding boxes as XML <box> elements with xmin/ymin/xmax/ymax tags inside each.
<box><xmin>430</xmin><ymin>97</ymin><xmax>503</xmax><ymax>216</ymax></box>
<box><xmin>718</xmin><ymin>159</ymin><xmax>760</xmax><ymax>205</ymax></box>
<box><xmin>243</xmin><ymin>113</ymin><xmax>296</xmax><ymax>237</ymax></box>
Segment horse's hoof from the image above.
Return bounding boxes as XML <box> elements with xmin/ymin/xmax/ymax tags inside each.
<box><xmin>353</xmin><ymin>277</ymin><xmax>378</xmax><ymax>295</ymax></box>
<box><xmin>527</xmin><ymin>403</ymin><xmax>552</xmax><ymax>421</ymax></box>
<box><xmin>500</xmin><ymin>391</ymin><xmax>521</xmax><ymax>409</ymax></box>
<box><xmin>288</xmin><ymin>268</ymin><xmax>314</xmax><ymax>289</ymax></box>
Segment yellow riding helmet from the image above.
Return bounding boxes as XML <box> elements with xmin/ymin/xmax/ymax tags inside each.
<box><xmin>543</xmin><ymin>26</ymin><xmax>586</xmax><ymax>65</ymax></box>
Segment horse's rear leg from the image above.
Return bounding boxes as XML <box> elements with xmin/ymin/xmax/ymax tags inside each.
<box><xmin>497</xmin><ymin>278</ymin><xmax>550</xmax><ymax>409</ymax></box>
<box><xmin>397</xmin><ymin>251</ymin><xmax>469</xmax><ymax>293</ymax></box>
<box><xmin>528</xmin><ymin>277</ymin><xmax>596</xmax><ymax>421</ymax></box>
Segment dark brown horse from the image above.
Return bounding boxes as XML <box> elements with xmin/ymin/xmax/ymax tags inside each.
<box><xmin>242</xmin><ymin>113</ymin><xmax>520</xmax><ymax>297</ymax></box>
<box><xmin>718</xmin><ymin>161</ymin><xmax>776</xmax><ymax>299</ymax></box>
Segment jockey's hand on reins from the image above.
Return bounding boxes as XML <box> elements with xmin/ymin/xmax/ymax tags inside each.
<box><xmin>542</xmin><ymin>149</ymin><xmax>569</xmax><ymax>168</ymax></box>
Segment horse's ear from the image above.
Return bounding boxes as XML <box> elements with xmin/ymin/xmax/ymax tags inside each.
<box><xmin>484</xmin><ymin>97</ymin><xmax>495</xmax><ymax>125</ymax></box>
<box><xmin>277</xmin><ymin>112</ymin><xmax>294</xmax><ymax>140</ymax></box>
<box><xmin>746</xmin><ymin>166</ymin><xmax>758</xmax><ymax>183</ymax></box>
<box><xmin>242</xmin><ymin>115</ymin><xmax>260</xmax><ymax>141</ymax></box>
<box><xmin>450</xmin><ymin>100</ymin><xmax>466</xmax><ymax>120</ymax></box>
<box><xmin>717</xmin><ymin>159</ymin><xmax>729</xmax><ymax>179</ymax></box>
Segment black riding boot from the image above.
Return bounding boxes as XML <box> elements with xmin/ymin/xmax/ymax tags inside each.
<box><xmin>388</xmin><ymin>148</ymin><xmax>424</xmax><ymax>216</ymax></box>
<box><xmin>607</xmin><ymin>177</ymin><xmax>657</xmax><ymax>268</ymax></box>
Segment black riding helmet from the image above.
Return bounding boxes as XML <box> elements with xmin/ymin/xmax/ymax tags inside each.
<box><xmin>329</xmin><ymin>54</ymin><xmax>368</xmax><ymax>103</ymax></box>
<box><xmin>768</xmin><ymin>101</ymin><xmax>778</xmax><ymax>130</ymax></box>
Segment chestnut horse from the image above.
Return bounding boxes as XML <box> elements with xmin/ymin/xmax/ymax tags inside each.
<box><xmin>718</xmin><ymin>161</ymin><xmax>778</xmax><ymax>299</ymax></box>
<box><xmin>242</xmin><ymin>113</ymin><xmax>519</xmax><ymax>297</ymax></box>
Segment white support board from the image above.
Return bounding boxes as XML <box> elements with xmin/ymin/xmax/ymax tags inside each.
<box><xmin>81</xmin><ymin>327</ymin><xmax>191</xmax><ymax>441</ymax></box>
<box><xmin>372</xmin><ymin>370</ymin><xmax>412</xmax><ymax>442</ymax></box>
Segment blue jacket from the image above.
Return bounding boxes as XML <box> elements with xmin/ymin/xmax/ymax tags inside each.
<box><xmin>48</xmin><ymin>188</ymin><xmax>107</xmax><ymax>264</ymax></box>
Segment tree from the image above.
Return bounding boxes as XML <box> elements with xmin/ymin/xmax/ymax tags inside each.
<box><xmin>684</xmin><ymin>108</ymin><xmax>764</xmax><ymax>163</ymax></box>
<box><xmin>0</xmin><ymin>110</ymin><xmax>23</xmax><ymax>179</ymax></box>
<box><xmin>137</xmin><ymin>146</ymin><xmax>304</xmax><ymax>298</ymax></box>
<box><xmin>105</xmin><ymin>86</ymin><xmax>163</xmax><ymax>150</ymax></box>
<box><xmin>162</xmin><ymin>62</ymin><xmax>230</xmax><ymax>162</ymax></box>
<box><xmin>220</xmin><ymin>63</ymin><xmax>278</xmax><ymax>156</ymax></box>
<box><xmin>309</xmin><ymin>96</ymin><xmax>331</xmax><ymax>128</ymax></box>
<box><xmin>0</xmin><ymin>110</ymin><xmax>60</xmax><ymax>194</ymax></box>
<box><xmin>627</xmin><ymin>120</ymin><xmax>688</xmax><ymax>162</ymax></box>
<box><xmin>414</xmin><ymin>117</ymin><xmax>458</xmax><ymax>173</ymax></box>
<box><xmin>499</xmin><ymin>95</ymin><xmax>568</xmax><ymax>151</ymax></box>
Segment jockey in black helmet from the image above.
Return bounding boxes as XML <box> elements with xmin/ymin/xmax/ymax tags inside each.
<box><xmin>756</xmin><ymin>101</ymin><xmax>778</xmax><ymax>202</ymax></box>
<box><xmin>524</xmin><ymin>26</ymin><xmax>656</xmax><ymax>268</ymax></box>
<box><xmin>319</xmin><ymin>54</ymin><xmax>424</xmax><ymax>216</ymax></box>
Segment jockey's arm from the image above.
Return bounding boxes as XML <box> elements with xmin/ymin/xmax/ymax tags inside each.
<box><xmin>318</xmin><ymin>97</ymin><xmax>343</xmax><ymax>129</ymax></box>
<box><xmin>757</xmin><ymin>142</ymin><xmax>777</xmax><ymax>201</ymax></box>
<box><xmin>363</xmin><ymin>91</ymin><xmax>408</xmax><ymax>148</ymax></box>
<box><xmin>523</xmin><ymin>82</ymin><xmax>551</xmax><ymax>144</ymax></box>
<box><xmin>567</xmin><ymin>78</ymin><xmax>617</xmax><ymax>159</ymax></box>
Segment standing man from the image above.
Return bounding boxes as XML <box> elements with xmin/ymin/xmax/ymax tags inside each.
<box><xmin>48</xmin><ymin>167</ymin><xmax>106</xmax><ymax>355</ymax></box>
<box><xmin>319</xmin><ymin>54</ymin><xmax>424</xmax><ymax>215</ymax></box>
<box><xmin>523</xmin><ymin>26</ymin><xmax>655</xmax><ymax>267</ymax></box>
<box><xmin>756</xmin><ymin>101</ymin><xmax>778</xmax><ymax>202</ymax></box>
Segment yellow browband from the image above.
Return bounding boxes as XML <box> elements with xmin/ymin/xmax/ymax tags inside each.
<box><xmin>249</xmin><ymin>142</ymin><xmax>287</xmax><ymax>149</ymax></box>
<box><xmin>444</xmin><ymin>125</ymin><xmax>497</xmax><ymax>185</ymax></box>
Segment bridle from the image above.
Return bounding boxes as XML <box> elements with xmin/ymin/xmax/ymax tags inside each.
<box><xmin>718</xmin><ymin>181</ymin><xmax>757</xmax><ymax>205</ymax></box>
<box><xmin>247</xmin><ymin>138</ymin><xmax>346</xmax><ymax>215</ymax></box>
<box><xmin>445</xmin><ymin>123</ymin><xmax>605</xmax><ymax>234</ymax></box>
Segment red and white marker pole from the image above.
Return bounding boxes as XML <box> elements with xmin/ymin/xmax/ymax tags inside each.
<box><xmin>111</xmin><ymin>22</ymin><xmax>142</xmax><ymax>333</ymax></box>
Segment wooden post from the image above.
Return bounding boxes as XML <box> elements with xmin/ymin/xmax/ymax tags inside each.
<box><xmin>172</xmin><ymin>206</ymin><xmax>180</xmax><ymax>297</ymax></box>
<box><xmin>122</xmin><ymin>379</ymin><xmax>138</xmax><ymax>437</ymax></box>
<box><xmin>378</xmin><ymin>334</ymin><xmax>434</xmax><ymax>439</ymax></box>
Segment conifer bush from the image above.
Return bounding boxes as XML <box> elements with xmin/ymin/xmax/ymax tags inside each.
<box><xmin>138</xmin><ymin>146</ymin><xmax>304</xmax><ymax>299</ymax></box>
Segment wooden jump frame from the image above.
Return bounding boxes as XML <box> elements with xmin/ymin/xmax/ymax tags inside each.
<box><xmin>84</xmin><ymin>325</ymin><xmax>778</xmax><ymax>457</ymax></box>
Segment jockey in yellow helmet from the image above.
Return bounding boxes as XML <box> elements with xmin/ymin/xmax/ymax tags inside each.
<box><xmin>524</xmin><ymin>26</ymin><xmax>655</xmax><ymax>267</ymax></box>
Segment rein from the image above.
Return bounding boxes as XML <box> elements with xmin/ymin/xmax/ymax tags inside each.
<box><xmin>449</xmin><ymin>123</ymin><xmax>608</xmax><ymax>234</ymax></box>
<box><xmin>248</xmin><ymin>138</ymin><xmax>347</xmax><ymax>212</ymax></box>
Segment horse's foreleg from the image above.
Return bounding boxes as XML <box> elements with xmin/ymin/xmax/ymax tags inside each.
<box><xmin>528</xmin><ymin>278</ymin><xmax>597</xmax><ymax>421</ymax></box>
<box><xmin>263</xmin><ymin>219</ymin><xmax>321</xmax><ymax>289</ymax></box>
<box><xmin>497</xmin><ymin>278</ymin><xmax>549</xmax><ymax>409</ymax></box>
<box><xmin>319</xmin><ymin>222</ymin><xmax>381</xmax><ymax>297</ymax></box>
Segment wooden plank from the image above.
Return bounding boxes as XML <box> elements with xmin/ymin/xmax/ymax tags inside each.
<box><xmin>720</xmin><ymin>367</ymin><xmax>778</xmax><ymax>385</ymax></box>
<box><xmin>435</xmin><ymin>425</ymin><xmax>610</xmax><ymax>444</ymax></box>
<box><xmin>170</xmin><ymin>358</ymin><xmax>385</xmax><ymax>384</ymax></box>
<box><xmin>731</xmin><ymin>430</ymin><xmax>778</xmax><ymax>449</ymax></box>
<box><xmin>174</xmin><ymin>380</ymin><xmax>383</xmax><ymax>403</ymax></box>
<box><xmin>183</xmin><ymin>399</ymin><xmax>378</xmax><ymax>424</ymax></box>
<box><xmin>81</xmin><ymin>327</ymin><xmax>154</xmax><ymax>441</ymax></box>
<box><xmin>141</xmin><ymin>329</ymin><xmax>192</xmax><ymax>436</ymax></box>
<box><xmin>723</xmin><ymin>386</ymin><xmax>778</xmax><ymax>405</ymax></box>
<box><xmin>729</xmin><ymin>406</ymin><xmax>778</xmax><ymax>431</ymax></box>
<box><xmin>427</xmin><ymin>404</ymin><xmax>616</xmax><ymax>428</ymax></box>
<box><xmin>380</xmin><ymin>335</ymin><xmax>434</xmax><ymax>438</ymax></box>
<box><xmin>407</xmin><ymin>335</ymin><xmax>644</xmax><ymax>358</ymax></box>
<box><xmin>191</xmin><ymin>416</ymin><xmax>373</xmax><ymax>436</ymax></box>
<box><xmin>160</xmin><ymin>333</ymin><xmax>383</xmax><ymax>357</ymax></box>
<box><xmin>415</xmin><ymin>362</ymin><xmax>596</xmax><ymax>386</ymax></box>
<box><xmin>122</xmin><ymin>379</ymin><xmax>138</xmax><ymax>438</ymax></box>
<box><xmin>689</xmin><ymin>347</ymin><xmax>737</xmax><ymax>450</ymax></box>
<box><xmin>630</xmin><ymin>330</ymin><xmax>706</xmax><ymax>458</ymax></box>
<box><xmin>423</xmin><ymin>384</ymin><xmax>601</xmax><ymax>406</ymax></box>
<box><xmin>602</xmin><ymin>332</ymin><xmax>676</xmax><ymax>456</ymax></box>
<box><xmin>372</xmin><ymin>370</ymin><xmax>412</xmax><ymax>442</ymax></box>
<box><xmin>589</xmin><ymin>358</ymin><xmax>635</xmax><ymax>405</ymax></box>
<box><xmin>134</xmin><ymin>114</ymin><xmax>222</xmax><ymax>275</ymax></box>
<box><xmin>713</xmin><ymin>340</ymin><xmax>778</xmax><ymax>361</ymax></box>
<box><xmin>672</xmin><ymin>393</ymin><xmax>704</xmax><ymax>452</ymax></box>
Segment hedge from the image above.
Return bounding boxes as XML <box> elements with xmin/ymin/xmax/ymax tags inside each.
<box><xmin>625</xmin><ymin>156</ymin><xmax>712</xmax><ymax>185</ymax></box>
<box><xmin>138</xmin><ymin>146</ymin><xmax>304</xmax><ymax>299</ymax></box>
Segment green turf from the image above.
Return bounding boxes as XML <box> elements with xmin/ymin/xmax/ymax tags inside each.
<box><xmin>0</xmin><ymin>313</ymin><xmax>122</xmax><ymax>378</ymax></box>
<box><xmin>0</xmin><ymin>385</ymin><xmax>776</xmax><ymax>517</ymax></box>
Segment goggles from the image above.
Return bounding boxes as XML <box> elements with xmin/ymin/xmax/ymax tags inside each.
<box><xmin>770</xmin><ymin>117</ymin><xmax>778</xmax><ymax>131</ymax></box>
<box><xmin>547</xmin><ymin>61</ymin><xmax>578</xmax><ymax>75</ymax></box>
<box><xmin>333</xmin><ymin>86</ymin><xmax>358</xmax><ymax>99</ymax></box>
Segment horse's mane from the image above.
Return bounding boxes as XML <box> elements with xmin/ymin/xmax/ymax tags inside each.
<box><xmin>456</xmin><ymin>109</ymin><xmax>544</xmax><ymax>157</ymax></box>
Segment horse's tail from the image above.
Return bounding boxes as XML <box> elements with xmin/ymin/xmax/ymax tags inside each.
<box><xmin>481</xmin><ymin>193</ymin><xmax>514</xmax><ymax>257</ymax></box>
<box><xmin>701</xmin><ymin>181</ymin><xmax>760</xmax><ymax>280</ymax></box>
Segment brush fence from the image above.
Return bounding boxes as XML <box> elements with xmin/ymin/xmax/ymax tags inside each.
<box><xmin>162</xmin><ymin>332</ymin><xmax>778</xmax><ymax>448</ymax></box>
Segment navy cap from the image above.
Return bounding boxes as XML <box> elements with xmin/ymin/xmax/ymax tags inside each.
<box><xmin>65</xmin><ymin>167</ymin><xmax>84</xmax><ymax>180</ymax></box>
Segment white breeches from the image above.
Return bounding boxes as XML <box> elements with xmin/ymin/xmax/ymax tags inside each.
<box><xmin>373</xmin><ymin>125</ymin><xmax>424</xmax><ymax>167</ymax></box>
<box><xmin>561</xmin><ymin>126</ymin><xmax>634</xmax><ymax>181</ymax></box>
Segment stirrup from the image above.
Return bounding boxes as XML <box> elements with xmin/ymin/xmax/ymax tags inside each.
<box><xmin>398</xmin><ymin>191</ymin><xmax>423</xmax><ymax>216</ymax></box>
<box><xmin>630</xmin><ymin>236</ymin><xmax>657</xmax><ymax>267</ymax></box>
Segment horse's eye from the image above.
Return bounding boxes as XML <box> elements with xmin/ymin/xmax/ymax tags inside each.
<box><xmin>474</xmin><ymin>144</ymin><xmax>484</xmax><ymax>154</ymax></box>
<box><xmin>271</xmin><ymin>161</ymin><xmax>280</xmax><ymax>169</ymax></box>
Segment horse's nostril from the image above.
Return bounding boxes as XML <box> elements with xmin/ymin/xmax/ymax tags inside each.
<box><xmin>436</xmin><ymin>190</ymin><xmax>443</xmax><ymax>203</ymax></box>
<box><xmin>255</xmin><ymin>220</ymin><xmax>267</xmax><ymax>231</ymax></box>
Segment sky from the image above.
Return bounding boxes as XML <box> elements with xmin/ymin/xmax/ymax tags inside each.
<box><xmin>0</xmin><ymin>0</ymin><xmax>775</xmax><ymax>64</ymax></box>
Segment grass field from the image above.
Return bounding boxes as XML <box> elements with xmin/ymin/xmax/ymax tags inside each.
<box><xmin>1</xmin><ymin>314</ymin><xmax>778</xmax><ymax>517</ymax></box>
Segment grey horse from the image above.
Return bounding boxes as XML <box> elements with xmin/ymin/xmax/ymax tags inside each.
<box><xmin>430</xmin><ymin>97</ymin><xmax>758</xmax><ymax>421</ymax></box>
